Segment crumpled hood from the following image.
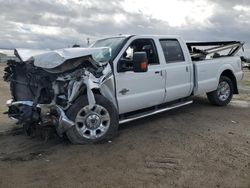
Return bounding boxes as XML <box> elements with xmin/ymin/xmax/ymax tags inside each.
<box><xmin>14</xmin><ymin>47</ymin><xmax>110</xmax><ymax>69</ymax></box>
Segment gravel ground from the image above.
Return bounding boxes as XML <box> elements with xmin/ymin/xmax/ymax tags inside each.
<box><xmin>0</xmin><ymin>63</ymin><xmax>249</xmax><ymax>188</ymax></box>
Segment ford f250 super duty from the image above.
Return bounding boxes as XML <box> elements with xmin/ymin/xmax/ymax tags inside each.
<box><xmin>3</xmin><ymin>35</ymin><xmax>244</xmax><ymax>144</ymax></box>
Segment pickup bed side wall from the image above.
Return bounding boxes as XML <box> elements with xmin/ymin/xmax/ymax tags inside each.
<box><xmin>193</xmin><ymin>56</ymin><xmax>242</xmax><ymax>95</ymax></box>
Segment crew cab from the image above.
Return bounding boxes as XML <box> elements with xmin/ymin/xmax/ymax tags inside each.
<box><xmin>4</xmin><ymin>35</ymin><xmax>244</xmax><ymax>144</ymax></box>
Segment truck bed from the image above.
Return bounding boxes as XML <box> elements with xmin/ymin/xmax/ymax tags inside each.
<box><xmin>193</xmin><ymin>56</ymin><xmax>242</xmax><ymax>95</ymax></box>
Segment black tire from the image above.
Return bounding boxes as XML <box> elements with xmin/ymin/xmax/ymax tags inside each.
<box><xmin>66</xmin><ymin>94</ymin><xmax>119</xmax><ymax>144</ymax></box>
<box><xmin>207</xmin><ymin>76</ymin><xmax>233</xmax><ymax>106</ymax></box>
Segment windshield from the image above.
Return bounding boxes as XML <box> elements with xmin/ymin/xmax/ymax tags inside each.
<box><xmin>90</xmin><ymin>37</ymin><xmax>126</xmax><ymax>62</ymax></box>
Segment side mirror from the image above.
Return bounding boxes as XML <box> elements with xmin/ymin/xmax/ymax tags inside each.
<box><xmin>133</xmin><ymin>52</ymin><xmax>148</xmax><ymax>72</ymax></box>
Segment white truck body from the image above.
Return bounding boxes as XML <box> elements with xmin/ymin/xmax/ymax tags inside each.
<box><xmin>4</xmin><ymin>35</ymin><xmax>244</xmax><ymax>143</ymax></box>
<box><xmin>112</xmin><ymin>35</ymin><xmax>243</xmax><ymax>114</ymax></box>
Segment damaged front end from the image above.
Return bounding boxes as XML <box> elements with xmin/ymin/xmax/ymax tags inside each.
<box><xmin>3</xmin><ymin>47</ymin><xmax>115</xmax><ymax>137</ymax></box>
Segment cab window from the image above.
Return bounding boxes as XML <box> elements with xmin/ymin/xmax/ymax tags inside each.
<box><xmin>121</xmin><ymin>39</ymin><xmax>159</xmax><ymax>65</ymax></box>
<box><xmin>160</xmin><ymin>39</ymin><xmax>185</xmax><ymax>63</ymax></box>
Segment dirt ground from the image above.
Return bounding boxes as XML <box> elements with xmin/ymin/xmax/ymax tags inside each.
<box><xmin>0</xmin><ymin>63</ymin><xmax>249</xmax><ymax>188</ymax></box>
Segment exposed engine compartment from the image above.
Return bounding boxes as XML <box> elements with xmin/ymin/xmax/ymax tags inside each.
<box><xmin>5</xmin><ymin>61</ymin><xmax>55</xmax><ymax>103</ymax></box>
<box><xmin>3</xmin><ymin>48</ymin><xmax>115</xmax><ymax>137</ymax></box>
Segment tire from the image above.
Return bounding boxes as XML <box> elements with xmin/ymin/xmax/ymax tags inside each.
<box><xmin>66</xmin><ymin>94</ymin><xmax>119</xmax><ymax>144</ymax></box>
<box><xmin>207</xmin><ymin>76</ymin><xmax>233</xmax><ymax>106</ymax></box>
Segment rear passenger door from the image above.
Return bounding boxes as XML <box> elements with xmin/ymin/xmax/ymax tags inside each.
<box><xmin>159</xmin><ymin>39</ymin><xmax>192</xmax><ymax>102</ymax></box>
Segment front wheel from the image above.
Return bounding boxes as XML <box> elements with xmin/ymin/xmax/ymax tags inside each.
<box><xmin>66</xmin><ymin>94</ymin><xmax>119</xmax><ymax>144</ymax></box>
<box><xmin>207</xmin><ymin>76</ymin><xmax>234</xmax><ymax>106</ymax></box>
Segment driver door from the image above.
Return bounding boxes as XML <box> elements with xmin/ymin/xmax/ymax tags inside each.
<box><xmin>114</xmin><ymin>38</ymin><xmax>166</xmax><ymax>114</ymax></box>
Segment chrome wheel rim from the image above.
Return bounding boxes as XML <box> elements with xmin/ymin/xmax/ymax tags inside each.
<box><xmin>75</xmin><ymin>104</ymin><xmax>110</xmax><ymax>139</ymax></box>
<box><xmin>217</xmin><ymin>81</ymin><xmax>230</xmax><ymax>101</ymax></box>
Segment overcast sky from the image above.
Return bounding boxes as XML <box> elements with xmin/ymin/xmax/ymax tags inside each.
<box><xmin>0</xmin><ymin>0</ymin><xmax>250</xmax><ymax>53</ymax></box>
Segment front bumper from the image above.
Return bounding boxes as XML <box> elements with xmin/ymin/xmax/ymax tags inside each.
<box><xmin>6</xmin><ymin>99</ymin><xmax>75</xmax><ymax>136</ymax></box>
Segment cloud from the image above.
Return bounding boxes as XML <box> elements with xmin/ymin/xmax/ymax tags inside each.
<box><xmin>121</xmin><ymin>0</ymin><xmax>215</xmax><ymax>27</ymax></box>
<box><xmin>0</xmin><ymin>0</ymin><xmax>250</xmax><ymax>55</ymax></box>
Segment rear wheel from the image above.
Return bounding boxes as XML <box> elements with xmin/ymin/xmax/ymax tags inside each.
<box><xmin>66</xmin><ymin>94</ymin><xmax>119</xmax><ymax>144</ymax></box>
<box><xmin>207</xmin><ymin>76</ymin><xmax>233</xmax><ymax>106</ymax></box>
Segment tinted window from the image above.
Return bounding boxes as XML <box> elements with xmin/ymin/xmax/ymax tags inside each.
<box><xmin>160</xmin><ymin>39</ymin><xmax>185</xmax><ymax>63</ymax></box>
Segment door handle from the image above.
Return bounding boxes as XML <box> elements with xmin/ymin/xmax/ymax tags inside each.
<box><xmin>155</xmin><ymin>70</ymin><xmax>163</xmax><ymax>76</ymax></box>
<box><xmin>119</xmin><ymin>88</ymin><xmax>130</xmax><ymax>95</ymax></box>
<box><xmin>186</xmin><ymin>66</ymin><xmax>189</xmax><ymax>72</ymax></box>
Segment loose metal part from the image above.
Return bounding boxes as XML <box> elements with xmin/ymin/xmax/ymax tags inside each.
<box><xmin>187</xmin><ymin>41</ymin><xmax>244</xmax><ymax>59</ymax></box>
<box><xmin>6</xmin><ymin>100</ymin><xmax>75</xmax><ymax>136</ymax></box>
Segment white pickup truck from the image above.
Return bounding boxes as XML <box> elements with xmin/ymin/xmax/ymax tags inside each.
<box><xmin>4</xmin><ymin>35</ymin><xmax>244</xmax><ymax>144</ymax></box>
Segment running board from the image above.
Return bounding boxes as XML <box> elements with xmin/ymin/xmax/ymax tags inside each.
<box><xmin>119</xmin><ymin>101</ymin><xmax>193</xmax><ymax>124</ymax></box>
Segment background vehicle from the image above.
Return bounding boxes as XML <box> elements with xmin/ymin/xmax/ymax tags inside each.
<box><xmin>241</xmin><ymin>56</ymin><xmax>250</xmax><ymax>70</ymax></box>
<box><xmin>4</xmin><ymin>35</ymin><xmax>244</xmax><ymax>144</ymax></box>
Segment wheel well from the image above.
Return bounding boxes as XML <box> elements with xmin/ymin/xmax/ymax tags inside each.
<box><xmin>221</xmin><ymin>70</ymin><xmax>238</xmax><ymax>94</ymax></box>
<box><xmin>81</xmin><ymin>86</ymin><xmax>118</xmax><ymax>110</ymax></box>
